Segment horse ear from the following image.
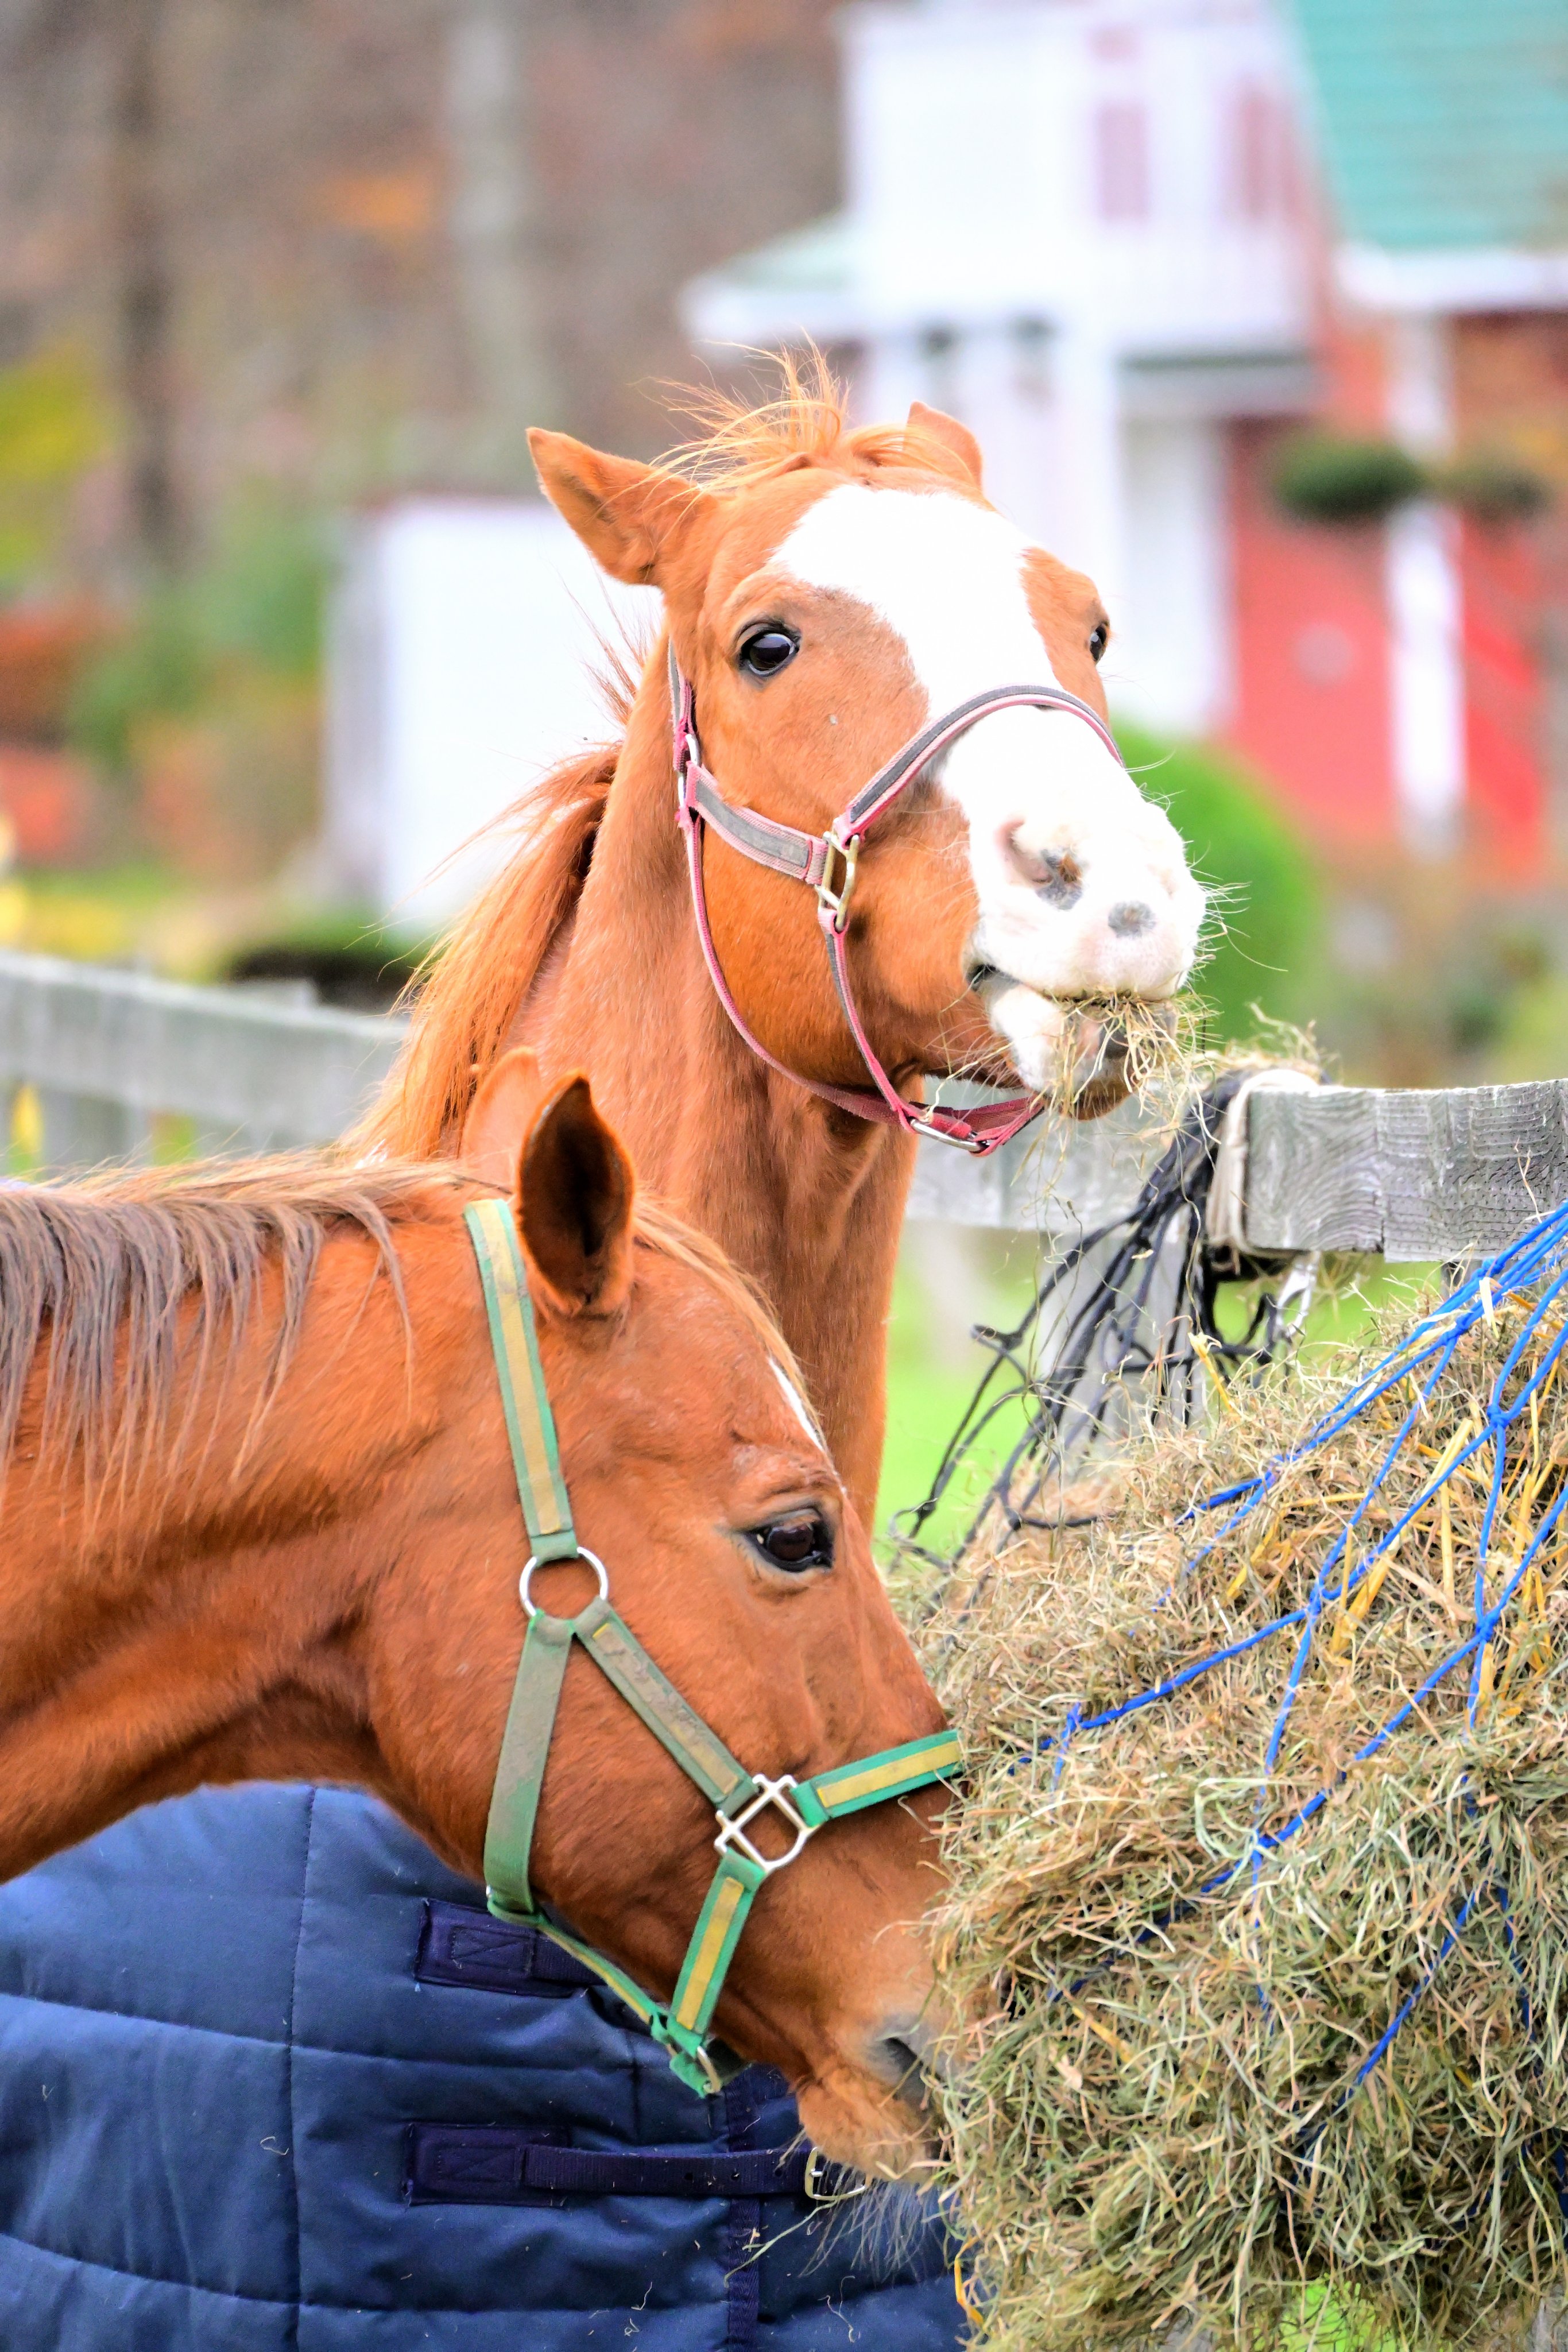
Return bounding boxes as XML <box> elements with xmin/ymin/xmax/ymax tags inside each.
<box><xmin>528</xmin><ymin>428</ymin><xmax>715</xmax><ymax>587</ymax></box>
<box><xmin>460</xmin><ymin>1046</ymin><xmax>550</xmax><ymax>1189</ymax></box>
<box><xmin>518</xmin><ymin>1073</ymin><xmax>636</xmax><ymax>1319</ymax></box>
<box><xmin>906</xmin><ymin>401</ymin><xmax>984</xmax><ymax>491</ymax></box>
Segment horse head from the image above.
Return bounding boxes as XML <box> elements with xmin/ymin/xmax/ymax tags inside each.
<box><xmin>0</xmin><ymin>1069</ymin><xmax>950</xmax><ymax>2180</ymax></box>
<box><xmin>408</xmin><ymin>1050</ymin><xmax>953</xmax><ymax>2176</ymax></box>
<box><xmin>530</xmin><ymin>397</ymin><xmax>1203</xmax><ymax>1119</ymax></box>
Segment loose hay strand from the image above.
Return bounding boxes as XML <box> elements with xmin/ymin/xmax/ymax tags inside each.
<box><xmin>924</xmin><ymin>1201</ymin><xmax>1568</xmax><ymax>2352</ymax></box>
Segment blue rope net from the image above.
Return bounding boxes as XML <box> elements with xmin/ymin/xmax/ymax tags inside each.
<box><xmin>1047</xmin><ymin>1194</ymin><xmax>1568</xmax><ymax>1851</ymax></box>
<box><xmin>933</xmin><ymin>1197</ymin><xmax>1568</xmax><ymax>2348</ymax></box>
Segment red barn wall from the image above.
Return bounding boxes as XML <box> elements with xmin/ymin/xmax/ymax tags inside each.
<box><xmin>1225</xmin><ymin>418</ymin><xmax>1392</xmax><ymax>849</ymax></box>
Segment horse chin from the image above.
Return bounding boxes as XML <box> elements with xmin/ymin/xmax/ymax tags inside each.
<box><xmin>792</xmin><ymin>2061</ymin><xmax>938</xmax><ymax>2184</ymax></box>
<box><xmin>978</xmin><ymin>977</ymin><xmax>1141</xmax><ymax>1121</ymax></box>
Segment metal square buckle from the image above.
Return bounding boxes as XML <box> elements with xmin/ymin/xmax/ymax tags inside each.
<box><xmin>714</xmin><ymin>1774</ymin><xmax>818</xmax><ymax>1877</ymax></box>
<box><xmin>803</xmin><ymin>2149</ymin><xmax>870</xmax><ymax>2203</ymax></box>
<box><xmin>814</xmin><ymin>829</ymin><xmax>860</xmax><ymax>933</ymax></box>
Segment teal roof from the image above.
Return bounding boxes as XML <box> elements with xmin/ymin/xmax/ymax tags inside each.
<box><xmin>706</xmin><ymin>215</ymin><xmax>853</xmax><ymax>296</ymax></box>
<box><xmin>1290</xmin><ymin>0</ymin><xmax>1568</xmax><ymax>252</ymax></box>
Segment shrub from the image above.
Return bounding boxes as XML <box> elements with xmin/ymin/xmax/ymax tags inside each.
<box><xmin>1439</xmin><ymin>451</ymin><xmax>1554</xmax><ymax>525</ymax></box>
<box><xmin>1117</xmin><ymin>724</ymin><xmax>1321</xmax><ymax>1046</ymax></box>
<box><xmin>1272</xmin><ymin>432</ymin><xmax>1428</xmax><ymax>525</ymax></box>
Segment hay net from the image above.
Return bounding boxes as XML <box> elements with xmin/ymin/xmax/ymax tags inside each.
<box><xmin>899</xmin><ymin>1071</ymin><xmax>1317</xmax><ymax>1577</ymax></box>
<box><xmin>928</xmin><ymin>1194</ymin><xmax>1568</xmax><ymax>2352</ymax></box>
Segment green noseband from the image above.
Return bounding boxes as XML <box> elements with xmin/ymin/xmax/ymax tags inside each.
<box><xmin>464</xmin><ymin>1197</ymin><xmax>961</xmax><ymax>2099</ymax></box>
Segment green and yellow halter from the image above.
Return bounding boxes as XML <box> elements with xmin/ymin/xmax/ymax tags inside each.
<box><xmin>465</xmin><ymin>1198</ymin><xmax>961</xmax><ymax>2100</ymax></box>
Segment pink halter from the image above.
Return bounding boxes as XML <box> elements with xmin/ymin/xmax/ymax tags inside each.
<box><xmin>669</xmin><ymin>648</ymin><xmax>1127</xmax><ymax>1156</ymax></box>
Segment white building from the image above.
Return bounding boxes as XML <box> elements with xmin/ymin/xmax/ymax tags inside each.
<box><xmin>683</xmin><ymin>0</ymin><xmax>1314</xmax><ymax>740</ymax></box>
<box><xmin>326</xmin><ymin>499</ymin><xmax>657</xmax><ymax>930</ymax></box>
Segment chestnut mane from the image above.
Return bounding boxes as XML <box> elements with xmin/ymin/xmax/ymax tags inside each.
<box><xmin>0</xmin><ymin>1159</ymin><xmax>799</xmax><ymax>1502</ymax></box>
<box><xmin>0</xmin><ymin>1159</ymin><xmax>442</xmax><ymax>1495</ymax></box>
<box><xmin>356</xmin><ymin>353</ymin><xmax>974</xmax><ymax>1165</ymax></box>
<box><xmin>657</xmin><ymin>347</ymin><xmax>975</xmax><ymax>494</ymax></box>
<box><xmin>357</xmin><ymin>746</ymin><xmax>618</xmax><ymax>1162</ymax></box>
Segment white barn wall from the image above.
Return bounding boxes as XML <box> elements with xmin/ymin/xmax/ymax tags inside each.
<box><xmin>1116</xmin><ymin>419</ymin><xmax>1232</xmax><ymax>737</ymax></box>
<box><xmin>327</xmin><ymin>500</ymin><xmax>659</xmax><ymax>931</ymax></box>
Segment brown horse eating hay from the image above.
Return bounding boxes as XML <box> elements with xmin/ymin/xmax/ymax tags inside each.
<box><xmin>0</xmin><ymin>1050</ymin><xmax>950</xmax><ymax>2179</ymax></box>
<box><xmin>362</xmin><ymin>367</ymin><xmax>1204</xmax><ymax>1515</ymax></box>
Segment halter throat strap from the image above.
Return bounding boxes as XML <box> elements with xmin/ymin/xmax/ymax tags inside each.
<box><xmin>669</xmin><ymin>645</ymin><xmax>1126</xmax><ymax>1156</ymax></box>
<box><xmin>465</xmin><ymin>1197</ymin><xmax>961</xmax><ymax>2099</ymax></box>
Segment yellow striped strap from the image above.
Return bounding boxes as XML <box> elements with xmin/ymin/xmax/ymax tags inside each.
<box><xmin>795</xmin><ymin>1728</ymin><xmax>963</xmax><ymax>1825</ymax></box>
<box><xmin>667</xmin><ymin>1850</ymin><xmax>768</xmax><ymax>2043</ymax></box>
<box><xmin>483</xmin><ymin>1608</ymin><xmax>572</xmax><ymax>1918</ymax></box>
<box><xmin>464</xmin><ymin>1199</ymin><xmax>578</xmax><ymax>1564</ymax></box>
<box><xmin>581</xmin><ymin>1601</ymin><xmax>754</xmax><ymax>1815</ymax></box>
<box><xmin>487</xmin><ymin>1898</ymin><xmax>684</xmax><ymax>2046</ymax></box>
<box><xmin>484</xmin><ymin>1898</ymin><xmax>747</xmax><ymax>2099</ymax></box>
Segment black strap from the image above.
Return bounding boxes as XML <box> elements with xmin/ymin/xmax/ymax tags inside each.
<box><xmin>406</xmin><ymin>2122</ymin><xmax>859</xmax><ymax>2206</ymax></box>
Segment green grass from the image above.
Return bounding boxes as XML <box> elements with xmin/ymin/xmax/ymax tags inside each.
<box><xmin>877</xmin><ymin>1235</ymin><xmax>1442</xmax><ymax>1557</ymax></box>
<box><xmin>878</xmin><ymin>1262</ymin><xmax>993</xmax><ymax>1542</ymax></box>
<box><xmin>877</xmin><ymin>1232</ymin><xmax>1041</xmax><ymax>1551</ymax></box>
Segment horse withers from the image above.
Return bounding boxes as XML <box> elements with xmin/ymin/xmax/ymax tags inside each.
<box><xmin>0</xmin><ymin>1050</ymin><xmax>950</xmax><ymax>2179</ymax></box>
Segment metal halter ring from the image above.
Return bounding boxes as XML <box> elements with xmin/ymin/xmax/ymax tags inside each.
<box><xmin>814</xmin><ymin>828</ymin><xmax>860</xmax><ymax>932</ymax></box>
<box><xmin>907</xmin><ymin>1110</ymin><xmax>989</xmax><ymax>1155</ymax></box>
<box><xmin>520</xmin><ymin>1548</ymin><xmax>610</xmax><ymax>1619</ymax></box>
<box><xmin>714</xmin><ymin>1774</ymin><xmax>819</xmax><ymax>1877</ymax></box>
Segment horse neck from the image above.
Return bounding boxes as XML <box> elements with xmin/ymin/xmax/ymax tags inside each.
<box><xmin>526</xmin><ymin>684</ymin><xmax>916</xmax><ymax>1519</ymax></box>
<box><xmin>0</xmin><ymin>1240</ymin><xmax>433</xmax><ymax>1881</ymax></box>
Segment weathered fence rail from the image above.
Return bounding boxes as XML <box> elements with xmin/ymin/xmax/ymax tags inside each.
<box><xmin>0</xmin><ymin>949</ymin><xmax>405</xmax><ymax>1168</ymax></box>
<box><xmin>911</xmin><ymin>1078</ymin><xmax>1568</xmax><ymax>1259</ymax></box>
<box><xmin>2</xmin><ymin>950</ymin><xmax>1565</xmax><ymax>1260</ymax></box>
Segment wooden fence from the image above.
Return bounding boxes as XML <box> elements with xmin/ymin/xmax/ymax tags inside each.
<box><xmin>908</xmin><ymin>1076</ymin><xmax>1568</xmax><ymax>1259</ymax></box>
<box><xmin>3</xmin><ymin>949</ymin><xmax>1566</xmax><ymax>1260</ymax></box>
<box><xmin>0</xmin><ymin>950</ymin><xmax>404</xmax><ymax>1169</ymax></box>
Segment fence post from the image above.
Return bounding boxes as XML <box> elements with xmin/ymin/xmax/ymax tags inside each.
<box><xmin>36</xmin><ymin>1091</ymin><xmax>153</xmax><ymax>1175</ymax></box>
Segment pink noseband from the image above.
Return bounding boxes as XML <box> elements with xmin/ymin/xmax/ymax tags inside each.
<box><xmin>669</xmin><ymin>647</ymin><xmax>1128</xmax><ymax>1155</ymax></box>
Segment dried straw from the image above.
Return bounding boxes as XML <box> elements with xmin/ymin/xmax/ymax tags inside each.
<box><xmin>924</xmin><ymin>1223</ymin><xmax>1568</xmax><ymax>2352</ymax></box>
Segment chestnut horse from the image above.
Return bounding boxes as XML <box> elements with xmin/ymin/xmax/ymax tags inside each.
<box><xmin>359</xmin><ymin>372</ymin><xmax>1203</xmax><ymax>1515</ymax></box>
<box><xmin>0</xmin><ymin>1052</ymin><xmax>947</xmax><ymax>2176</ymax></box>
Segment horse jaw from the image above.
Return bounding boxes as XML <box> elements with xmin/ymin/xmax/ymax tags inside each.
<box><xmin>793</xmin><ymin>2061</ymin><xmax>937</xmax><ymax>2183</ymax></box>
<box><xmin>779</xmin><ymin>1929</ymin><xmax>955</xmax><ymax>2181</ymax></box>
<box><xmin>772</xmin><ymin>482</ymin><xmax>1206</xmax><ymax>1089</ymax></box>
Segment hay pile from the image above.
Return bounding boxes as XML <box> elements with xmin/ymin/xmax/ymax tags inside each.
<box><xmin>926</xmin><ymin>1224</ymin><xmax>1568</xmax><ymax>2351</ymax></box>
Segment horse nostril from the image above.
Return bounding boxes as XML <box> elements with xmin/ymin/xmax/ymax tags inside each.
<box><xmin>1107</xmin><ymin>900</ymin><xmax>1156</xmax><ymax>938</ymax></box>
<box><xmin>1008</xmin><ymin>833</ymin><xmax>1083</xmax><ymax>909</ymax></box>
<box><xmin>871</xmin><ymin>2036</ymin><xmax>928</xmax><ymax>2101</ymax></box>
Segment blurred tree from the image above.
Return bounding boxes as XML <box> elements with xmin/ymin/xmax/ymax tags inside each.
<box><xmin>110</xmin><ymin>0</ymin><xmax>179</xmax><ymax>571</ymax></box>
<box><xmin>69</xmin><ymin>498</ymin><xmax>328</xmax><ymax>772</ymax></box>
<box><xmin>67</xmin><ymin>498</ymin><xmax>330</xmax><ymax>879</ymax></box>
<box><xmin>1116</xmin><ymin>722</ymin><xmax>1322</xmax><ymax>1047</ymax></box>
<box><xmin>0</xmin><ymin>349</ymin><xmax>111</xmax><ymax>594</ymax></box>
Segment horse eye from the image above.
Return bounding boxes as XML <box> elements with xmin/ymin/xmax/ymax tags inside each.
<box><xmin>1089</xmin><ymin>622</ymin><xmax>1109</xmax><ymax>664</ymax></box>
<box><xmin>738</xmin><ymin>626</ymin><xmax>799</xmax><ymax>679</ymax></box>
<box><xmin>749</xmin><ymin>1513</ymin><xmax>833</xmax><ymax>1572</ymax></box>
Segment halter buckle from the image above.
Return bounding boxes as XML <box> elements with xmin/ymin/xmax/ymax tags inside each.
<box><xmin>714</xmin><ymin>1774</ymin><xmax>818</xmax><ymax>1877</ymax></box>
<box><xmin>908</xmin><ymin>1111</ymin><xmax>989</xmax><ymax>1155</ymax></box>
<box><xmin>803</xmin><ymin>2149</ymin><xmax>871</xmax><ymax>2204</ymax></box>
<box><xmin>815</xmin><ymin>827</ymin><xmax>860</xmax><ymax>933</ymax></box>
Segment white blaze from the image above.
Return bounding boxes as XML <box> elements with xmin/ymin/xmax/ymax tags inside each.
<box><xmin>776</xmin><ymin>485</ymin><xmax>1204</xmax><ymax>1087</ymax></box>
<box><xmin>771</xmin><ymin>1360</ymin><xmax>824</xmax><ymax>1447</ymax></box>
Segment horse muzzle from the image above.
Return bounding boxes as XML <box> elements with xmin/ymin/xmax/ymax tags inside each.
<box><xmin>969</xmin><ymin>969</ymin><xmax>1178</xmax><ymax>1117</ymax></box>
